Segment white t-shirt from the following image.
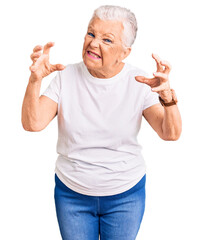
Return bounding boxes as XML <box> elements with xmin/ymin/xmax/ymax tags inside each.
<box><xmin>42</xmin><ymin>61</ymin><xmax>159</xmax><ymax>196</ymax></box>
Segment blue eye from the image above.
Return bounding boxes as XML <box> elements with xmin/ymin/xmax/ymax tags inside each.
<box><xmin>88</xmin><ymin>32</ymin><xmax>95</xmax><ymax>37</ymax></box>
<box><xmin>104</xmin><ymin>39</ymin><xmax>112</xmax><ymax>43</ymax></box>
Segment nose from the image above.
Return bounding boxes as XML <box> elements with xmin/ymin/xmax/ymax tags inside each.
<box><xmin>89</xmin><ymin>38</ymin><xmax>100</xmax><ymax>48</ymax></box>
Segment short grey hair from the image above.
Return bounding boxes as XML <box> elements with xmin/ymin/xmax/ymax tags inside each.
<box><xmin>89</xmin><ymin>5</ymin><xmax>138</xmax><ymax>48</ymax></box>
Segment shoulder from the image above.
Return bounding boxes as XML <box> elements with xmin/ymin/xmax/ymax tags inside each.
<box><xmin>56</xmin><ymin>62</ymin><xmax>83</xmax><ymax>82</ymax></box>
<box><xmin>124</xmin><ymin>62</ymin><xmax>151</xmax><ymax>92</ymax></box>
<box><xmin>61</xmin><ymin>62</ymin><xmax>82</xmax><ymax>75</ymax></box>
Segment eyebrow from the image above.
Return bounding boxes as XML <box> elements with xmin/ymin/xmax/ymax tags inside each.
<box><xmin>87</xmin><ymin>27</ymin><xmax>115</xmax><ymax>38</ymax></box>
<box><xmin>103</xmin><ymin>33</ymin><xmax>115</xmax><ymax>38</ymax></box>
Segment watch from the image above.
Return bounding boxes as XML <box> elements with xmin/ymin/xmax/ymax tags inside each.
<box><xmin>159</xmin><ymin>89</ymin><xmax>178</xmax><ymax>107</ymax></box>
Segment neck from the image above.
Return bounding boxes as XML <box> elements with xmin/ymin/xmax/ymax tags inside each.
<box><xmin>88</xmin><ymin>62</ymin><xmax>125</xmax><ymax>78</ymax></box>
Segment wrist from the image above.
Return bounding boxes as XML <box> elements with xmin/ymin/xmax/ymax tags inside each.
<box><xmin>158</xmin><ymin>89</ymin><xmax>172</xmax><ymax>103</ymax></box>
<box><xmin>159</xmin><ymin>89</ymin><xmax>178</xmax><ymax>107</ymax></box>
<box><xmin>29</xmin><ymin>75</ymin><xmax>43</xmax><ymax>84</ymax></box>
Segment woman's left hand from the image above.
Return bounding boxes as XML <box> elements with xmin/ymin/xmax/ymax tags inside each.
<box><xmin>135</xmin><ymin>53</ymin><xmax>173</xmax><ymax>102</ymax></box>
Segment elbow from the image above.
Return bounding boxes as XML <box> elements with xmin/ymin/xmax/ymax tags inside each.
<box><xmin>162</xmin><ymin>135</ymin><xmax>180</xmax><ymax>141</ymax></box>
<box><xmin>21</xmin><ymin>119</ymin><xmax>43</xmax><ymax>132</ymax></box>
<box><xmin>22</xmin><ymin>125</ymin><xmax>41</xmax><ymax>132</ymax></box>
<box><xmin>162</xmin><ymin>129</ymin><xmax>182</xmax><ymax>141</ymax></box>
<box><xmin>22</xmin><ymin>125</ymin><xmax>43</xmax><ymax>132</ymax></box>
<box><xmin>21</xmin><ymin>111</ymin><xmax>44</xmax><ymax>132</ymax></box>
<box><xmin>22</xmin><ymin>124</ymin><xmax>41</xmax><ymax>132</ymax></box>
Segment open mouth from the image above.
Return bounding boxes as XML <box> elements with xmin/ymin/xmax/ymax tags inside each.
<box><xmin>87</xmin><ymin>51</ymin><xmax>101</xmax><ymax>59</ymax></box>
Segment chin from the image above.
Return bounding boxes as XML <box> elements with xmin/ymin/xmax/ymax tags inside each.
<box><xmin>83</xmin><ymin>58</ymin><xmax>99</xmax><ymax>70</ymax></box>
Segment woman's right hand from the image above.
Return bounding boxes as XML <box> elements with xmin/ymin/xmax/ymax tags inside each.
<box><xmin>29</xmin><ymin>42</ymin><xmax>65</xmax><ymax>82</ymax></box>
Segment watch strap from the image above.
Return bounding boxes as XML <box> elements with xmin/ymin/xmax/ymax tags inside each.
<box><xmin>159</xmin><ymin>89</ymin><xmax>178</xmax><ymax>107</ymax></box>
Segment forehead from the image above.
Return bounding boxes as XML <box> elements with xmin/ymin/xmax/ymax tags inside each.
<box><xmin>88</xmin><ymin>17</ymin><xmax>124</xmax><ymax>38</ymax></box>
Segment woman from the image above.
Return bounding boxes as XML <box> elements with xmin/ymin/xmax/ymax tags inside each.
<box><xmin>22</xmin><ymin>5</ymin><xmax>182</xmax><ymax>240</ymax></box>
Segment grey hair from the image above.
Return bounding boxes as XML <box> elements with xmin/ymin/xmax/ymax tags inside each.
<box><xmin>89</xmin><ymin>5</ymin><xmax>138</xmax><ymax>48</ymax></box>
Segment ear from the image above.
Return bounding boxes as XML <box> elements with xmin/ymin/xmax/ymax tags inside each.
<box><xmin>121</xmin><ymin>47</ymin><xmax>131</xmax><ymax>60</ymax></box>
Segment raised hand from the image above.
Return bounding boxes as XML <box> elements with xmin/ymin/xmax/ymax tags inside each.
<box><xmin>135</xmin><ymin>53</ymin><xmax>172</xmax><ymax>102</ymax></box>
<box><xmin>29</xmin><ymin>42</ymin><xmax>65</xmax><ymax>82</ymax></box>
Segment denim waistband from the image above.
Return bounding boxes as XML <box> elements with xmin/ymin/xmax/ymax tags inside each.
<box><xmin>55</xmin><ymin>173</ymin><xmax>146</xmax><ymax>199</ymax></box>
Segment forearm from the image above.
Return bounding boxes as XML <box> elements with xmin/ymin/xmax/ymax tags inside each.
<box><xmin>161</xmin><ymin>104</ymin><xmax>182</xmax><ymax>140</ymax></box>
<box><xmin>21</xmin><ymin>76</ymin><xmax>42</xmax><ymax>131</ymax></box>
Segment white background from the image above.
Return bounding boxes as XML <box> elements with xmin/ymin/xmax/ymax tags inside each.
<box><xmin>0</xmin><ymin>0</ymin><xmax>202</xmax><ymax>239</ymax></box>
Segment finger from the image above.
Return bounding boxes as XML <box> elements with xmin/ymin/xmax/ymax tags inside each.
<box><xmin>153</xmin><ymin>72</ymin><xmax>168</xmax><ymax>82</ymax></box>
<box><xmin>30</xmin><ymin>52</ymin><xmax>42</xmax><ymax>61</ymax></box>
<box><xmin>171</xmin><ymin>89</ymin><xmax>177</xmax><ymax>101</ymax></box>
<box><xmin>51</xmin><ymin>64</ymin><xmax>66</xmax><ymax>72</ymax></box>
<box><xmin>152</xmin><ymin>53</ymin><xmax>164</xmax><ymax>72</ymax></box>
<box><xmin>135</xmin><ymin>76</ymin><xmax>152</xmax><ymax>84</ymax></box>
<box><xmin>151</xmin><ymin>85</ymin><xmax>168</xmax><ymax>92</ymax></box>
<box><xmin>43</xmin><ymin>42</ymin><xmax>55</xmax><ymax>55</ymax></box>
<box><xmin>33</xmin><ymin>45</ymin><xmax>43</xmax><ymax>52</ymax></box>
<box><xmin>160</xmin><ymin>60</ymin><xmax>172</xmax><ymax>74</ymax></box>
<box><xmin>29</xmin><ymin>65</ymin><xmax>37</xmax><ymax>73</ymax></box>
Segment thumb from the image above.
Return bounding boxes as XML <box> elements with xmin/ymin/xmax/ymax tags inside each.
<box><xmin>135</xmin><ymin>76</ymin><xmax>145</xmax><ymax>83</ymax></box>
<box><xmin>135</xmin><ymin>76</ymin><xmax>150</xmax><ymax>84</ymax></box>
<box><xmin>51</xmin><ymin>64</ymin><xmax>66</xmax><ymax>72</ymax></box>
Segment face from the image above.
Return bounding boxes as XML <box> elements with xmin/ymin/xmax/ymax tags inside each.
<box><xmin>82</xmin><ymin>17</ymin><xmax>131</xmax><ymax>78</ymax></box>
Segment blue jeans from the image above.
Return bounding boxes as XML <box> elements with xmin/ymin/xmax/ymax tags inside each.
<box><xmin>54</xmin><ymin>174</ymin><xmax>146</xmax><ymax>240</ymax></box>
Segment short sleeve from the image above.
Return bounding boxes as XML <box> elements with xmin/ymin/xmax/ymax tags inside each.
<box><xmin>41</xmin><ymin>72</ymin><xmax>61</xmax><ymax>103</ymax></box>
<box><xmin>143</xmin><ymin>84</ymin><xmax>160</xmax><ymax>110</ymax></box>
